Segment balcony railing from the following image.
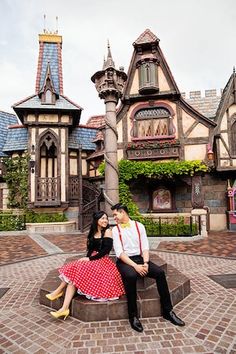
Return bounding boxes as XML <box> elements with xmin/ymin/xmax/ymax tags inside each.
<box><xmin>36</xmin><ymin>177</ymin><xmax>60</xmax><ymax>205</ymax></box>
<box><xmin>69</xmin><ymin>176</ymin><xmax>79</xmax><ymax>201</ymax></box>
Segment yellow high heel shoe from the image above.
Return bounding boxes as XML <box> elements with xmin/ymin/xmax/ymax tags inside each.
<box><xmin>45</xmin><ymin>291</ymin><xmax>63</xmax><ymax>301</ymax></box>
<box><xmin>50</xmin><ymin>309</ymin><xmax>69</xmax><ymax>320</ymax></box>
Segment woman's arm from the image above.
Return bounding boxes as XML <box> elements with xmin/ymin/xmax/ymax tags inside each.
<box><xmin>88</xmin><ymin>230</ymin><xmax>113</xmax><ymax>261</ymax></box>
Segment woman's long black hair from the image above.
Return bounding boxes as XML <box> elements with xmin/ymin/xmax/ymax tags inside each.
<box><xmin>87</xmin><ymin>211</ymin><xmax>109</xmax><ymax>251</ymax></box>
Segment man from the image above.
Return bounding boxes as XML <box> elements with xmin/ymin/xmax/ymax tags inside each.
<box><xmin>111</xmin><ymin>203</ymin><xmax>185</xmax><ymax>332</ymax></box>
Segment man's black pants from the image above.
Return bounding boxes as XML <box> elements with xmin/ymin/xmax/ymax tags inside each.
<box><xmin>117</xmin><ymin>255</ymin><xmax>173</xmax><ymax>319</ymax></box>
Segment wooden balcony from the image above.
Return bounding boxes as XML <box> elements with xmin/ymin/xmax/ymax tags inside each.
<box><xmin>35</xmin><ymin>176</ymin><xmax>60</xmax><ymax>206</ymax></box>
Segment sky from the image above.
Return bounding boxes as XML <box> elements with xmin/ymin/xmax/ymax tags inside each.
<box><xmin>0</xmin><ymin>0</ymin><xmax>236</xmax><ymax>124</ymax></box>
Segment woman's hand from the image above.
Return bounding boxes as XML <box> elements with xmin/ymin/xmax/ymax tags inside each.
<box><xmin>79</xmin><ymin>257</ymin><xmax>90</xmax><ymax>262</ymax></box>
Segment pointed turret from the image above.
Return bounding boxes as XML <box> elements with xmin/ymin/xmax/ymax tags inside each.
<box><xmin>35</xmin><ymin>32</ymin><xmax>63</xmax><ymax>95</ymax></box>
<box><xmin>103</xmin><ymin>41</ymin><xmax>115</xmax><ymax>70</ymax></box>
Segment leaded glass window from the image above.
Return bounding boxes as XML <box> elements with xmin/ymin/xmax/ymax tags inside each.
<box><xmin>133</xmin><ymin>107</ymin><xmax>173</xmax><ymax>138</ymax></box>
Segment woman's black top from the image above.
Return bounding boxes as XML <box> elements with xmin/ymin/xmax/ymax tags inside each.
<box><xmin>86</xmin><ymin>237</ymin><xmax>113</xmax><ymax>261</ymax></box>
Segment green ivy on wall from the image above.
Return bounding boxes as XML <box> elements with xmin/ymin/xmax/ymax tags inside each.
<box><xmin>99</xmin><ymin>159</ymin><xmax>208</xmax><ymax>233</ymax></box>
<box><xmin>3</xmin><ymin>154</ymin><xmax>30</xmax><ymax>209</ymax></box>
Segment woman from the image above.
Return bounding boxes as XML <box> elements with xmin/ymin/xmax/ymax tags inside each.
<box><xmin>46</xmin><ymin>211</ymin><xmax>125</xmax><ymax>320</ymax></box>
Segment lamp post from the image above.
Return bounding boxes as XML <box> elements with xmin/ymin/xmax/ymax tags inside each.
<box><xmin>91</xmin><ymin>43</ymin><xmax>127</xmax><ymax>216</ymax></box>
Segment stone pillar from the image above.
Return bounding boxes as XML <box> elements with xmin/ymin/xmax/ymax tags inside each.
<box><xmin>104</xmin><ymin>95</ymin><xmax>119</xmax><ymax>215</ymax></box>
<box><xmin>191</xmin><ymin>208</ymin><xmax>207</xmax><ymax>237</ymax></box>
<box><xmin>191</xmin><ymin>175</ymin><xmax>207</xmax><ymax>237</ymax></box>
<box><xmin>91</xmin><ymin>44</ymin><xmax>127</xmax><ymax>216</ymax></box>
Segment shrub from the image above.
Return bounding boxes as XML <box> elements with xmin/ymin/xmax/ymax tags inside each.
<box><xmin>25</xmin><ymin>211</ymin><xmax>67</xmax><ymax>223</ymax></box>
<box><xmin>0</xmin><ymin>212</ymin><xmax>26</xmax><ymax>231</ymax></box>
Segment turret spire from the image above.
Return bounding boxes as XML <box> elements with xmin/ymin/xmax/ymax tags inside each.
<box><xmin>103</xmin><ymin>40</ymin><xmax>115</xmax><ymax>69</ymax></box>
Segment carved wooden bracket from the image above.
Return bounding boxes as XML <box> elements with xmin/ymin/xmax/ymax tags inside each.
<box><xmin>191</xmin><ymin>175</ymin><xmax>204</xmax><ymax>208</ymax></box>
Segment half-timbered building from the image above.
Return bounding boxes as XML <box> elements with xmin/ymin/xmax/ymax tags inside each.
<box><xmin>1</xmin><ymin>29</ymin><xmax>236</xmax><ymax>231</ymax></box>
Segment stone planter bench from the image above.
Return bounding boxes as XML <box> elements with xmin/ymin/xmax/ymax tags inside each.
<box><xmin>26</xmin><ymin>221</ymin><xmax>76</xmax><ymax>233</ymax></box>
<box><xmin>40</xmin><ymin>253</ymin><xmax>190</xmax><ymax>322</ymax></box>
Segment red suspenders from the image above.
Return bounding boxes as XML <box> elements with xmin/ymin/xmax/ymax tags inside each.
<box><xmin>116</xmin><ymin>221</ymin><xmax>142</xmax><ymax>255</ymax></box>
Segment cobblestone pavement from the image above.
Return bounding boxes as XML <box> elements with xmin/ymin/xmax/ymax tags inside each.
<box><xmin>0</xmin><ymin>233</ymin><xmax>87</xmax><ymax>265</ymax></box>
<box><xmin>43</xmin><ymin>233</ymin><xmax>87</xmax><ymax>253</ymax></box>
<box><xmin>0</xmin><ymin>231</ymin><xmax>236</xmax><ymax>353</ymax></box>
<box><xmin>0</xmin><ymin>251</ymin><xmax>236</xmax><ymax>353</ymax></box>
<box><xmin>0</xmin><ymin>234</ymin><xmax>47</xmax><ymax>265</ymax></box>
<box><xmin>158</xmin><ymin>232</ymin><xmax>236</xmax><ymax>258</ymax></box>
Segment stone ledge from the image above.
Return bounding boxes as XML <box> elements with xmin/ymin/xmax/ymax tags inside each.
<box><xmin>26</xmin><ymin>221</ymin><xmax>76</xmax><ymax>233</ymax></box>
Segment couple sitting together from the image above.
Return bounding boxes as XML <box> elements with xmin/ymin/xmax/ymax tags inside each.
<box><xmin>46</xmin><ymin>203</ymin><xmax>185</xmax><ymax>332</ymax></box>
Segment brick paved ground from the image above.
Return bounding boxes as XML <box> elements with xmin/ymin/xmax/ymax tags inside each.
<box><xmin>158</xmin><ymin>232</ymin><xmax>236</xmax><ymax>258</ymax></box>
<box><xmin>0</xmin><ymin>234</ymin><xmax>47</xmax><ymax>265</ymax></box>
<box><xmin>43</xmin><ymin>233</ymin><xmax>87</xmax><ymax>253</ymax></box>
<box><xmin>0</xmin><ymin>231</ymin><xmax>236</xmax><ymax>353</ymax></box>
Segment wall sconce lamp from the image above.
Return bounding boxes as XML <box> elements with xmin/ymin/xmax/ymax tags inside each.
<box><xmin>31</xmin><ymin>144</ymin><xmax>35</xmax><ymax>152</ymax></box>
<box><xmin>30</xmin><ymin>159</ymin><xmax>35</xmax><ymax>174</ymax></box>
<box><xmin>207</xmin><ymin>149</ymin><xmax>214</xmax><ymax>161</ymax></box>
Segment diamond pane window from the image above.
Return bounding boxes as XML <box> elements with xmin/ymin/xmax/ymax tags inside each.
<box><xmin>133</xmin><ymin>107</ymin><xmax>174</xmax><ymax>139</ymax></box>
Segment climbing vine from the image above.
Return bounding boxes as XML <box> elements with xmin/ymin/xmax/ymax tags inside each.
<box><xmin>3</xmin><ymin>154</ymin><xmax>30</xmax><ymax>209</ymax></box>
<box><xmin>99</xmin><ymin>159</ymin><xmax>208</xmax><ymax>234</ymax></box>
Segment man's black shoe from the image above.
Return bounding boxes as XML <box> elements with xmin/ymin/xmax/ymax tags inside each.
<box><xmin>163</xmin><ymin>311</ymin><xmax>185</xmax><ymax>326</ymax></box>
<box><xmin>129</xmin><ymin>316</ymin><xmax>143</xmax><ymax>332</ymax></box>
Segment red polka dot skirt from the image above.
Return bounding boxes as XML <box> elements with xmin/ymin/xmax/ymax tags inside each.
<box><xmin>58</xmin><ymin>255</ymin><xmax>125</xmax><ymax>301</ymax></box>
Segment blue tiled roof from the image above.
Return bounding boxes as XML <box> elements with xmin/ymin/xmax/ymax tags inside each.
<box><xmin>69</xmin><ymin>127</ymin><xmax>97</xmax><ymax>151</ymax></box>
<box><xmin>0</xmin><ymin>111</ymin><xmax>18</xmax><ymax>156</ymax></box>
<box><xmin>3</xmin><ymin>127</ymin><xmax>28</xmax><ymax>153</ymax></box>
<box><xmin>14</xmin><ymin>94</ymin><xmax>81</xmax><ymax>110</ymax></box>
<box><xmin>40</xmin><ymin>43</ymin><xmax>60</xmax><ymax>94</ymax></box>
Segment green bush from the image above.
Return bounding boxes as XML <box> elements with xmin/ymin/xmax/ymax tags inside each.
<box><xmin>0</xmin><ymin>213</ymin><xmax>26</xmax><ymax>231</ymax></box>
<box><xmin>132</xmin><ymin>216</ymin><xmax>198</xmax><ymax>237</ymax></box>
<box><xmin>0</xmin><ymin>211</ymin><xmax>68</xmax><ymax>231</ymax></box>
<box><xmin>25</xmin><ymin>211</ymin><xmax>67</xmax><ymax>223</ymax></box>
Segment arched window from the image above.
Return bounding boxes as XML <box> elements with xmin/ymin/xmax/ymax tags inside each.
<box><xmin>133</xmin><ymin>107</ymin><xmax>175</xmax><ymax>139</ymax></box>
<box><xmin>39</xmin><ymin>134</ymin><xmax>57</xmax><ymax>178</ymax></box>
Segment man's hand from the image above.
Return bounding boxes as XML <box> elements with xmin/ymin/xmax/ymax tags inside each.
<box><xmin>143</xmin><ymin>263</ymin><xmax>149</xmax><ymax>273</ymax></box>
<box><xmin>134</xmin><ymin>264</ymin><xmax>148</xmax><ymax>277</ymax></box>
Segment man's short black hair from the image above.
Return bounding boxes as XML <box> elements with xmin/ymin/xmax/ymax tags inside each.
<box><xmin>111</xmin><ymin>203</ymin><xmax>129</xmax><ymax>214</ymax></box>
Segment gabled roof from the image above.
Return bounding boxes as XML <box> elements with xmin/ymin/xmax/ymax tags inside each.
<box><xmin>122</xmin><ymin>29</ymin><xmax>180</xmax><ymax>103</ymax></box>
<box><xmin>13</xmin><ymin>94</ymin><xmax>82</xmax><ymax>110</ymax></box>
<box><xmin>39</xmin><ymin>62</ymin><xmax>57</xmax><ymax>95</ymax></box>
<box><xmin>86</xmin><ymin>115</ymin><xmax>105</xmax><ymax>128</ymax></box>
<box><xmin>2</xmin><ymin>125</ymin><xmax>28</xmax><ymax>153</ymax></box>
<box><xmin>69</xmin><ymin>126</ymin><xmax>97</xmax><ymax>151</ymax></box>
<box><xmin>0</xmin><ymin>111</ymin><xmax>19</xmax><ymax>156</ymax></box>
<box><xmin>133</xmin><ymin>28</ymin><xmax>159</xmax><ymax>46</ymax></box>
<box><xmin>215</xmin><ymin>69</ymin><xmax>236</xmax><ymax>123</ymax></box>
